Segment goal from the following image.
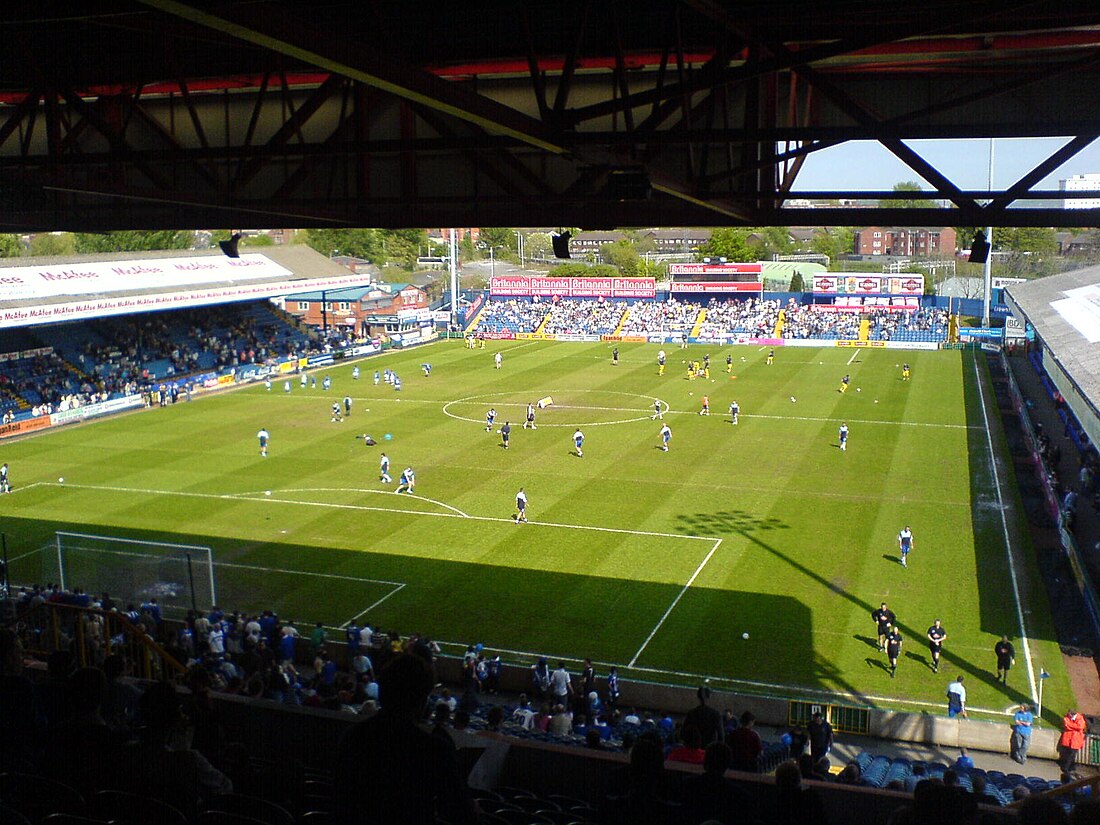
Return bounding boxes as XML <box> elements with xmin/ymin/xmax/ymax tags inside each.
<box><xmin>54</xmin><ymin>532</ymin><xmax>216</xmax><ymax>615</ymax></box>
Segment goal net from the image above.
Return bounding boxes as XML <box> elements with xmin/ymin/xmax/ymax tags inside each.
<box><xmin>54</xmin><ymin>532</ymin><xmax>216</xmax><ymax>615</ymax></box>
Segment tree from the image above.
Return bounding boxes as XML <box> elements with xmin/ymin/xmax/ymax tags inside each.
<box><xmin>879</xmin><ymin>181</ymin><xmax>936</xmax><ymax>210</ymax></box>
<box><xmin>753</xmin><ymin>226</ymin><xmax>794</xmax><ymax>258</ymax></box>
<box><xmin>789</xmin><ymin>270</ymin><xmax>805</xmax><ymax>292</ymax></box>
<box><xmin>811</xmin><ymin>227</ymin><xmax>854</xmax><ymax>263</ymax></box>
<box><xmin>29</xmin><ymin>233</ymin><xmax>76</xmax><ymax>257</ymax></box>
<box><xmin>479</xmin><ymin>227</ymin><xmax>514</xmax><ymax>253</ymax></box>
<box><xmin>303</xmin><ymin>228</ymin><xmax>382</xmax><ymax>261</ymax></box>
<box><xmin>603</xmin><ymin>239</ymin><xmax>641</xmax><ymax>276</ymax></box>
<box><xmin>994</xmin><ymin>227</ymin><xmax>1057</xmax><ymax>256</ymax></box>
<box><xmin>698</xmin><ymin>228</ymin><xmax>755</xmax><ymax>262</ymax></box>
<box><xmin>524</xmin><ymin>232</ymin><xmax>553</xmax><ymax>260</ymax></box>
<box><xmin>73</xmin><ymin>230</ymin><xmax>192</xmax><ymax>254</ymax></box>
<box><xmin>0</xmin><ymin>234</ymin><xmax>22</xmax><ymax>257</ymax></box>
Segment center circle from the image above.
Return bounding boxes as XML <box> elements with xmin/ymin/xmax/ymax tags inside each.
<box><xmin>442</xmin><ymin>390</ymin><xmax>668</xmax><ymax>428</ymax></box>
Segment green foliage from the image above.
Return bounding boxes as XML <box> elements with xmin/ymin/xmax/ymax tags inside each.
<box><xmin>242</xmin><ymin>234</ymin><xmax>274</xmax><ymax>247</ymax></box>
<box><xmin>811</xmin><ymin>227</ymin><xmax>854</xmax><ymax>263</ymax></box>
<box><xmin>73</xmin><ymin>230</ymin><xmax>192</xmax><ymax>254</ymax></box>
<box><xmin>304</xmin><ymin>228</ymin><xmax>382</xmax><ymax>261</ymax></box>
<box><xmin>698</xmin><ymin>228</ymin><xmax>755</xmax><ymax>262</ymax></box>
<box><xmin>788</xmin><ymin>270</ymin><xmax>805</xmax><ymax>292</ymax></box>
<box><xmin>29</xmin><ymin>233</ymin><xmax>76</xmax><ymax>257</ymax></box>
<box><xmin>603</xmin><ymin>239</ymin><xmax>641</xmax><ymax>277</ymax></box>
<box><xmin>549</xmin><ymin>263</ymin><xmax>619</xmax><ymax>278</ymax></box>
<box><xmin>879</xmin><ymin>181</ymin><xmax>936</xmax><ymax>210</ymax></box>
<box><xmin>0</xmin><ymin>234</ymin><xmax>22</xmax><ymax>258</ymax></box>
<box><xmin>752</xmin><ymin>227</ymin><xmax>795</xmax><ymax>258</ymax></box>
<box><xmin>524</xmin><ymin>232</ymin><xmax>553</xmax><ymax>260</ymax></box>
<box><xmin>479</xmin><ymin>227</ymin><xmax>514</xmax><ymax>252</ymax></box>
<box><xmin>993</xmin><ymin>227</ymin><xmax>1057</xmax><ymax>256</ymax></box>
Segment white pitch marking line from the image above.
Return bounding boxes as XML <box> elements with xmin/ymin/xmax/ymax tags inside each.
<box><xmin>3</xmin><ymin>481</ymin><xmax>45</xmax><ymax>496</ymax></box>
<box><xmin>43</xmin><ymin>483</ymin><xmax>713</xmax><ymax>543</ymax></box>
<box><xmin>431</xmin><ymin>638</ymin><xmax>1012</xmax><ymax>716</ymax></box>
<box><xmin>212</xmin><ymin>559</ymin><xmax>405</xmax><ymax>588</ymax></box>
<box><xmin>973</xmin><ymin>355</ymin><xmax>1038</xmax><ymax>704</ymax></box>
<box><xmin>235</xmin><ymin>487</ymin><xmax>470</xmax><ymax>518</ymax></box>
<box><xmin>628</xmin><ymin>538</ymin><xmax>722</xmax><ymax>667</ymax></box>
<box><xmin>847</xmin><ymin>348</ymin><xmax>861</xmax><ymax>366</ymax></box>
<box><xmin>341</xmin><ymin>583</ymin><xmax>407</xmax><ymax>627</ymax></box>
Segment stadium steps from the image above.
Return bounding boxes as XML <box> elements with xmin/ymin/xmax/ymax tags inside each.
<box><xmin>612</xmin><ymin>309</ymin><xmax>630</xmax><ymax>336</ymax></box>
<box><xmin>533</xmin><ymin>311</ymin><xmax>553</xmax><ymax>335</ymax></box>
<box><xmin>465</xmin><ymin>301</ymin><xmax>490</xmax><ymax>332</ymax></box>
<box><xmin>690</xmin><ymin>309</ymin><xmax>707</xmax><ymax>338</ymax></box>
<box><xmin>0</xmin><ymin>384</ymin><xmax>29</xmax><ymax>410</ymax></box>
<box><xmin>774</xmin><ymin>308</ymin><xmax>786</xmax><ymax>338</ymax></box>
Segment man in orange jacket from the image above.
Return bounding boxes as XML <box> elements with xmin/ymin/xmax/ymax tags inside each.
<box><xmin>1057</xmin><ymin>709</ymin><xmax>1088</xmax><ymax>777</ymax></box>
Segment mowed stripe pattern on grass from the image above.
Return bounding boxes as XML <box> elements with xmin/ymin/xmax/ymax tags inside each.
<box><xmin>0</xmin><ymin>340</ymin><xmax>1072</xmax><ymax>717</ymax></box>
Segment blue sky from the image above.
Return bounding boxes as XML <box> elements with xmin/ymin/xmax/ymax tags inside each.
<box><xmin>791</xmin><ymin>138</ymin><xmax>1100</xmax><ymax>194</ymax></box>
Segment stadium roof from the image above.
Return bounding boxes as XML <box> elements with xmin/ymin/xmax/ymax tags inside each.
<box><xmin>1006</xmin><ymin>267</ymin><xmax>1100</xmax><ymax>414</ymax></box>
<box><xmin>0</xmin><ymin>245</ymin><xmax>372</xmax><ymax>330</ymax></box>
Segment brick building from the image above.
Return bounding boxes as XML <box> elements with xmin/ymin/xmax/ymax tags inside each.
<box><xmin>853</xmin><ymin>226</ymin><xmax>956</xmax><ymax>257</ymax></box>
<box><xmin>284</xmin><ymin>282</ymin><xmax>428</xmax><ymax>336</ymax></box>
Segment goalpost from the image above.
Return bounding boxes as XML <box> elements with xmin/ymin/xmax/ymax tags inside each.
<box><xmin>54</xmin><ymin>531</ymin><xmax>217</xmax><ymax>615</ymax></box>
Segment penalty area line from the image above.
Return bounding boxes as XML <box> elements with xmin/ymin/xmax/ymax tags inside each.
<box><xmin>847</xmin><ymin>348</ymin><xmax>861</xmax><ymax>366</ymax></box>
<box><xmin>628</xmin><ymin>538</ymin><xmax>722</xmax><ymax>667</ymax></box>
<box><xmin>341</xmin><ymin>583</ymin><xmax>407</xmax><ymax>628</ymax></box>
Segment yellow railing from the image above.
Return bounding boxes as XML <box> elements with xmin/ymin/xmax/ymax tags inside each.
<box><xmin>690</xmin><ymin>310</ymin><xmax>707</xmax><ymax>338</ymax></box>
<box><xmin>15</xmin><ymin>601</ymin><xmax>187</xmax><ymax>679</ymax></box>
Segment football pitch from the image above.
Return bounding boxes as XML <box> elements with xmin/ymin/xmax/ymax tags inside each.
<box><xmin>1</xmin><ymin>339</ymin><xmax>1074</xmax><ymax>720</ymax></box>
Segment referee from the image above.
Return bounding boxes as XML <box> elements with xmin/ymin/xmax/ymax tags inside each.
<box><xmin>872</xmin><ymin>602</ymin><xmax>896</xmax><ymax>651</ymax></box>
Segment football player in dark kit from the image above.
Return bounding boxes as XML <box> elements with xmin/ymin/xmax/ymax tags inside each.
<box><xmin>995</xmin><ymin>635</ymin><xmax>1016</xmax><ymax>684</ymax></box>
<box><xmin>885</xmin><ymin>625</ymin><xmax>903</xmax><ymax>678</ymax></box>
<box><xmin>871</xmin><ymin>602</ymin><xmax>896</xmax><ymax>651</ymax></box>
<box><xmin>927</xmin><ymin>619</ymin><xmax>947</xmax><ymax>674</ymax></box>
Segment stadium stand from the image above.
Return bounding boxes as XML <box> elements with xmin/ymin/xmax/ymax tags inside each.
<box><xmin>2</xmin><ymin>586</ymin><xmax>1090</xmax><ymax>825</ymax></box>
<box><xmin>0</xmin><ymin>303</ymin><xmax>315</xmax><ymax>420</ymax></box>
<box><xmin>474</xmin><ymin>296</ymin><xmax>950</xmax><ymax>343</ymax></box>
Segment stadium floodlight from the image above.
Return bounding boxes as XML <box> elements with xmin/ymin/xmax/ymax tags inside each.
<box><xmin>219</xmin><ymin>232</ymin><xmax>242</xmax><ymax>258</ymax></box>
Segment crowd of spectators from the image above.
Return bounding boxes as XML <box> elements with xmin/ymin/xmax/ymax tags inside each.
<box><xmin>541</xmin><ymin>299</ymin><xmax>627</xmax><ymax>335</ymax></box>
<box><xmin>0</xmin><ymin>303</ymin><xmax>317</xmax><ymax>421</ymax></box>
<box><xmin>474</xmin><ymin>296</ymin><xmax>951</xmax><ymax>343</ymax></box>
<box><xmin>475</xmin><ymin>300</ymin><xmax>551</xmax><ymax>333</ymax></box>
<box><xmin>619</xmin><ymin>298</ymin><xmax>701</xmax><ymax>335</ymax></box>
<box><xmin>2</xmin><ymin>583</ymin><xmax>1094</xmax><ymax>825</ymax></box>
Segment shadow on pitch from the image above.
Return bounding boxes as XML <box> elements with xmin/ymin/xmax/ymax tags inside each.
<box><xmin>881</xmin><ymin>554</ymin><xmax>902</xmax><ymax>565</ymax></box>
<box><xmin>905</xmin><ymin>651</ymin><xmax>933</xmax><ymax>671</ymax></box>
<box><xmin>854</xmin><ymin>634</ymin><xmax>881</xmax><ymax>651</ymax></box>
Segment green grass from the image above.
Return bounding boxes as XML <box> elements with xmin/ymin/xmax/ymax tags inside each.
<box><xmin>1</xmin><ymin>339</ymin><xmax>1074</xmax><ymax>721</ymax></box>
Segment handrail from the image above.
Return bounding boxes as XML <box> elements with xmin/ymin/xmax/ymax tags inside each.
<box><xmin>11</xmin><ymin>600</ymin><xmax>187</xmax><ymax>679</ymax></box>
<box><xmin>1014</xmin><ymin>774</ymin><xmax>1100</xmax><ymax>807</ymax></box>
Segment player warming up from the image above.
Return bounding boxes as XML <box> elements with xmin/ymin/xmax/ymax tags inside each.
<box><xmin>256</xmin><ymin>428</ymin><xmax>270</xmax><ymax>457</ymax></box>
<box><xmin>485</xmin><ymin>407</ymin><xmax>496</xmax><ymax>433</ymax></box>
<box><xmin>838</xmin><ymin>373</ymin><xmax>851</xmax><ymax>393</ymax></box>
<box><xmin>500</xmin><ymin>421</ymin><xmax>511</xmax><ymax>449</ymax></box>
<box><xmin>885</xmin><ymin>626</ymin><xmax>902</xmax><ymax>678</ymax></box>
<box><xmin>766</xmin><ymin>349</ymin><xmax>775</xmax><ymax>366</ymax></box>
<box><xmin>657</xmin><ymin>349</ymin><xmax>666</xmax><ymax>376</ymax></box>
<box><xmin>729</xmin><ymin>400</ymin><xmax>740</xmax><ymax>424</ymax></box>
<box><xmin>898</xmin><ymin>526</ymin><xmax>913</xmax><ymax>568</ymax></box>
<box><xmin>379</xmin><ymin>453</ymin><xmax>392</xmax><ymax>483</ymax></box>
<box><xmin>612</xmin><ymin>347</ymin><xmax>619</xmax><ymax>366</ymax></box>
<box><xmin>872</xmin><ymin>602</ymin><xmax>896</xmax><ymax>651</ymax></box>
<box><xmin>652</xmin><ymin>399</ymin><xmax>663</xmax><ymax>420</ymax></box>
<box><xmin>698</xmin><ymin>394</ymin><xmax>710</xmax><ymax>416</ymax></box>
<box><xmin>396</xmin><ymin>467</ymin><xmax>415</xmax><ymax>494</ymax></box>
<box><xmin>0</xmin><ymin>462</ymin><xmax>9</xmax><ymax>493</ymax></box>
<box><xmin>494</xmin><ymin>352</ymin><xmax>503</xmax><ymax>370</ymax></box>
<box><xmin>515</xmin><ymin>488</ymin><xmax>528</xmax><ymax>523</ymax></box>
<box><xmin>902</xmin><ymin>363</ymin><xmax>911</xmax><ymax>381</ymax></box>
<box><xmin>572</xmin><ymin>428</ymin><xmax>585</xmax><ymax>457</ymax></box>
<box><xmin>659</xmin><ymin>423</ymin><xmax>672</xmax><ymax>451</ymax></box>
<box><xmin>839</xmin><ymin>423</ymin><xmax>849</xmax><ymax>451</ymax></box>
<box><xmin>524</xmin><ymin>403</ymin><xmax>537</xmax><ymax>430</ymax></box>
